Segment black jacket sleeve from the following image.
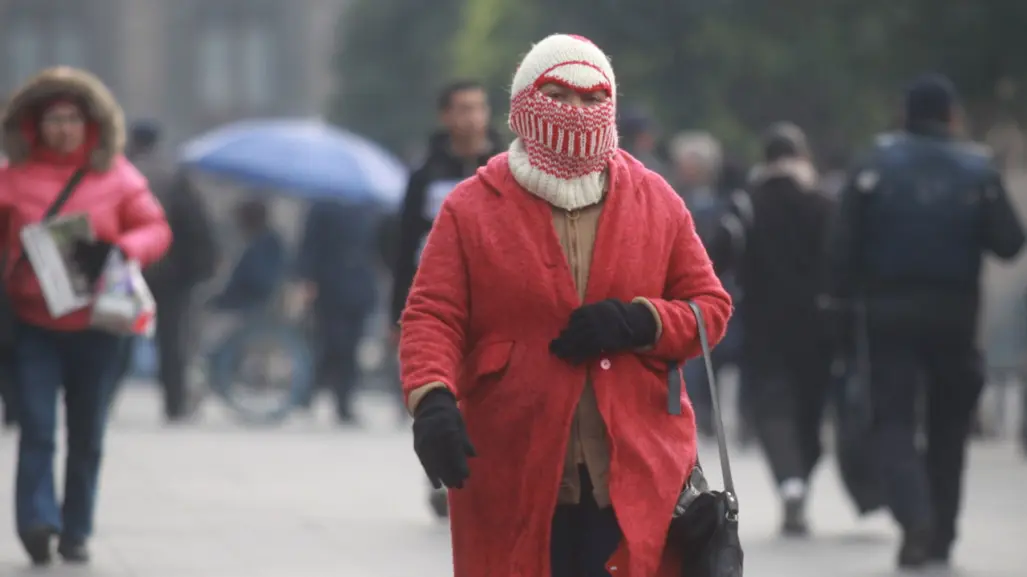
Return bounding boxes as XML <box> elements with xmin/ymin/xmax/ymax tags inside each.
<box><xmin>981</xmin><ymin>169</ymin><xmax>1026</xmax><ymax>261</ymax></box>
<box><xmin>825</xmin><ymin>167</ymin><xmax>869</xmax><ymax>300</ymax></box>
<box><xmin>390</xmin><ymin>168</ymin><xmax>430</xmax><ymax>325</ymax></box>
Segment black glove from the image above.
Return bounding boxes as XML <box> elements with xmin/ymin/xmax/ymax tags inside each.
<box><xmin>412</xmin><ymin>388</ymin><xmax>476</xmax><ymax>489</ymax></box>
<box><xmin>72</xmin><ymin>240</ymin><xmax>115</xmax><ymax>284</ymax></box>
<box><xmin>549</xmin><ymin>299</ymin><xmax>658</xmax><ymax>364</ymax></box>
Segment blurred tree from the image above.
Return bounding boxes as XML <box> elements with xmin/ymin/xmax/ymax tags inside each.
<box><xmin>450</xmin><ymin>0</ymin><xmax>539</xmax><ymax>138</ymax></box>
<box><xmin>330</xmin><ymin>0</ymin><xmax>1027</xmax><ymax>162</ymax></box>
<box><xmin>326</xmin><ymin>0</ymin><xmax>464</xmax><ymax>159</ymax></box>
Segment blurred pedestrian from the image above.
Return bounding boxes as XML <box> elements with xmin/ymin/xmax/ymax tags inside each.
<box><xmin>390</xmin><ymin>79</ymin><xmax>501</xmax><ymax>517</ymax></box>
<box><xmin>827</xmin><ymin>74</ymin><xmax>1025</xmax><ymax>568</ymax></box>
<box><xmin>131</xmin><ymin>123</ymin><xmax>219</xmax><ymax>423</ymax></box>
<box><xmin>295</xmin><ymin>200</ymin><xmax>379</xmax><ymax>424</ymax></box>
<box><xmin>0</xmin><ymin>66</ymin><xmax>171</xmax><ymax>565</ymax></box>
<box><xmin>207</xmin><ymin>199</ymin><xmax>285</xmax><ymax>313</ymax></box>
<box><xmin>400</xmin><ymin>34</ymin><xmax>731</xmax><ymax>577</ymax></box>
<box><xmin>669</xmin><ymin>131</ymin><xmax>748</xmax><ymax>437</ymax></box>
<box><xmin>618</xmin><ymin>106</ymin><xmax>668</xmax><ymax>176</ymax></box>
<box><xmin>740</xmin><ymin>122</ymin><xmax>834</xmax><ymax>536</ymax></box>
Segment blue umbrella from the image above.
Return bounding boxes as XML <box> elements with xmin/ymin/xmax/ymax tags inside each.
<box><xmin>180</xmin><ymin>119</ymin><xmax>407</xmax><ymax>207</ymax></box>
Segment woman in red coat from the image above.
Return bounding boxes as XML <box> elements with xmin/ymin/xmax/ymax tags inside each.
<box><xmin>400</xmin><ymin>35</ymin><xmax>731</xmax><ymax>577</ymax></box>
<box><xmin>0</xmin><ymin>67</ymin><xmax>171</xmax><ymax>565</ymax></box>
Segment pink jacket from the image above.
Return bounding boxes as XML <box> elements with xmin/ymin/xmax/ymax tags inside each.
<box><xmin>0</xmin><ymin>66</ymin><xmax>172</xmax><ymax>331</ymax></box>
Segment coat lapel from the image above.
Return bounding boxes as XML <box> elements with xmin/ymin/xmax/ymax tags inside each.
<box><xmin>525</xmin><ymin>185</ymin><xmax>582</xmax><ymax>310</ymax></box>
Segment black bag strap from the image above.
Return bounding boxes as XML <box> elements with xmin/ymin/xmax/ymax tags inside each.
<box><xmin>684</xmin><ymin>300</ymin><xmax>737</xmax><ymax>502</ymax></box>
<box><xmin>44</xmin><ymin>167</ymin><xmax>88</xmax><ymax>220</ymax></box>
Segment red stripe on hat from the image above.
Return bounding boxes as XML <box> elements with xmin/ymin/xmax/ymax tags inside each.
<box><xmin>566</xmin><ymin>34</ymin><xmax>595</xmax><ymax>45</ymax></box>
<box><xmin>532</xmin><ymin>60</ymin><xmax>612</xmax><ymax>94</ymax></box>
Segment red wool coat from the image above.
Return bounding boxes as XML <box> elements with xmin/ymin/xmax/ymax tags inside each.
<box><xmin>400</xmin><ymin>150</ymin><xmax>732</xmax><ymax>577</ymax></box>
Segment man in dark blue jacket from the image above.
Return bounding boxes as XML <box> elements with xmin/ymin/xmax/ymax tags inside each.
<box><xmin>295</xmin><ymin>200</ymin><xmax>379</xmax><ymax>424</ymax></box>
<box><xmin>827</xmin><ymin>74</ymin><xmax>1025</xmax><ymax>569</ymax></box>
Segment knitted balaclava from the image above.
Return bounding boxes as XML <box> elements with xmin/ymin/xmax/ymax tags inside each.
<box><xmin>507</xmin><ymin>34</ymin><xmax>618</xmax><ymax>211</ymax></box>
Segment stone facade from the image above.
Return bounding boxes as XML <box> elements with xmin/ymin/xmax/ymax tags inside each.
<box><xmin>0</xmin><ymin>0</ymin><xmax>348</xmax><ymax>146</ymax></box>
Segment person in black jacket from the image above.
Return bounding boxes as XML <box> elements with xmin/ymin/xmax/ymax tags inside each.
<box><xmin>390</xmin><ymin>80</ymin><xmax>501</xmax><ymax>518</ymax></box>
<box><xmin>740</xmin><ymin>123</ymin><xmax>835</xmax><ymax>537</ymax></box>
<box><xmin>827</xmin><ymin>75</ymin><xmax>1025</xmax><ymax>569</ymax></box>
<box><xmin>295</xmin><ymin>201</ymin><xmax>379</xmax><ymax>424</ymax></box>
<box><xmin>391</xmin><ymin>81</ymin><xmax>501</xmax><ymax>336</ymax></box>
<box><xmin>131</xmin><ymin>122</ymin><xmax>219</xmax><ymax>423</ymax></box>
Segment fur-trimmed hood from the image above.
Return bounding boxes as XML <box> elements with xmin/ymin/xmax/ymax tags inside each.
<box><xmin>1</xmin><ymin>66</ymin><xmax>125</xmax><ymax>171</ymax></box>
<box><xmin>748</xmin><ymin>157</ymin><xmax>818</xmax><ymax>191</ymax></box>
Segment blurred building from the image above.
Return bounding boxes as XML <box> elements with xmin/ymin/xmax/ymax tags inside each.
<box><xmin>0</xmin><ymin>0</ymin><xmax>348</xmax><ymax>145</ymax></box>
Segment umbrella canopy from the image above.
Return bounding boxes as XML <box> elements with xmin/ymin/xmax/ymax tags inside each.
<box><xmin>179</xmin><ymin>119</ymin><xmax>407</xmax><ymax>207</ymax></box>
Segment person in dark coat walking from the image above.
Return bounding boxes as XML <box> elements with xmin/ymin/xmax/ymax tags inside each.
<box><xmin>669</xmin><ymin>132</ymin><xmax>749</xmax><ymax>437</ymax></box>
<box><xmin>740</xmin><ymin>123</ymin><xmax>834</xmax><ymax>536</ymax></box>
<box><xmin>391</xmin><ymin>81</ymin><xmax>502</xmax><ymax>334</ymax></box>
<box><xmin>132</xmin><ymin>123</ymin><xmax>219</xmax><ymax>423</ymax></box>
<box><xmin>827</xmin><ymin>74</ymin><xmax>1025</xmax><ymax>568</ymax></box>
<box><xmin>295</xmin><ymin>200</ymin><xmax>379</xmax><ymax>424</ymax></box>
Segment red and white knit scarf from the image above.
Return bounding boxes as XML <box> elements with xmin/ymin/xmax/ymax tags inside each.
<box><xmin>508</xmin><ymin>88</ymin><xmax>617</xmax><ymax>211</ymax></box>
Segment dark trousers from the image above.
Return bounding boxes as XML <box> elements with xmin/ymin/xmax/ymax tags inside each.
<box><xmin>550</xmin><ymin>467</ymin><xmax>622</xmax><ymax>577</ymax></box>
<box><xmin>868</xmin><ymin>327</ymin><xmax>983</xmax><ymax>547</ymax></box>
<box><xmin>1</xmin><ymin>351</ymin><xmax>16</xmax><ymax>425</ymax></box>
<box><xmin>1021</xmin><ymin>381</ymin><xmax>1027</xmax><ymax>453</ymax></box>
<box><xmin>155</xmin><ymin>292</ymin><xmax>192</xmax><ymax>418</ymax></box>
<box><xmin>748</xmin><ymin>353</ymin><xmax>830</xmax><ymax>485</ymax></box>
<box><xmin>312</xmin><ymin>305</ymin><xmax>368</xmax><ymax>419</ymax></box>
<box><xmin>12</xmin><ymin>323</ymin><xmax>124</xmax><ymax>543</ymax></box>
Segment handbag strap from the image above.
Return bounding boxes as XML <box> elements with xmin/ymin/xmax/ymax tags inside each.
<box><xmin>684</xmin><ymin>300</ymin><xmax>737</xmax><ymax>501</ymax></box>
<box><xmin>45</xmin><ymin>167</ymin><xmax>88</xmax><ymax>219</ymax></box>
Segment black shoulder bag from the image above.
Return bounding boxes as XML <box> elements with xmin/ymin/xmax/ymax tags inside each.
<box><xmin>666</xmin><ymin>300</ymin><xmax>743</xmax><ymax>577</ymax></box>
<box><xmin>0</xmin><ymin>168</ymin><xmax>88</xmax><ymax>346</ymax></box>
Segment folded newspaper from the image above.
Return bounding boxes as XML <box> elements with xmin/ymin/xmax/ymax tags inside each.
<box><xmin>19</xmin><ymin>213</ymin><xmax>95</xmax><ymax>317</ymax></box>
<box><xmin>91</xmin><ymin>250</ymin><xmax>156</xmax><ymax>337</ymax></box>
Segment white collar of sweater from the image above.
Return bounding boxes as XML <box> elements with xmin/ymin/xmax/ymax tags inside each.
<box><xmin>507</xmin><ymin>139</ymin><xmax>607</xmax><ymax>211</ymax></box>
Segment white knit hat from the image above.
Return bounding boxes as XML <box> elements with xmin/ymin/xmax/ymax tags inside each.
<box><xmin>506</xmin><ymin>34</ymin><xmax>619</xmax><ymax>211</ymax></box>
<box><xmin>510</xmin><ymin>34</ymin><xmax>617</xmax><ymax>103</ymax></box>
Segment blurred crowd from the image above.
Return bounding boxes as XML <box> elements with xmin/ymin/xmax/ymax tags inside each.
<box><xmin>1</xmin><ymin>35</ymin><xmax>1026</xmax><ymax>575</ymax></box>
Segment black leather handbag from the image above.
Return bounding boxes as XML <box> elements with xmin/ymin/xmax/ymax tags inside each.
<box><xmin>666</xmin><ymin>300</ymin><xmax>743</xmax><ymax>577</ymax></box>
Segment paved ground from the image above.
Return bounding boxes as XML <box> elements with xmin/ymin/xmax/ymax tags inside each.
<box><xmin>0</xmin><ymin>384</ymin><xmax>1025</xmax><ymax>577</ymax></box>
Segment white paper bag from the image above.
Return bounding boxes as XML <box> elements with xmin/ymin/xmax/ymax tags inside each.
<box><xmin>19</xmin><ymin>213</ymin><xmax>94</xmax><ymax>318</ymax></box>
<box><xmin>90</xmin><ymin>251</ymin><xmax>156</xmax><ymax>337</ymax></box>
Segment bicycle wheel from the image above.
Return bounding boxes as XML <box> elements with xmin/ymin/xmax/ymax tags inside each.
<box><xmin>208</xmin><ymin>321</ymin><xmax>314</xmax><ymax>425</ymax></box>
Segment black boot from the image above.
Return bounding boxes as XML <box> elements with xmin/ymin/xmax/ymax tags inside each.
<box><xmin>58</xmin><ymin>539</ymin><xmax>90</xmax><ymax>564</ymax></box>
<box><xmin>20</xmin><ymin>525</ymin><xmax>56</xmax><ymax>566</ymax></box>
<box><xmin>898</xmin><ymin>527</ymin><xmax>933</xmax><ymax>569</ymax></box>
<box><xmin>781</xmin><ymin>496</ymin><xmax>809</xmax><ymax>537</ymax></box>
<box><xmin>928</xmin><ymin>535</ymin><xmax>952</xmax><ymax>565</ymax></box>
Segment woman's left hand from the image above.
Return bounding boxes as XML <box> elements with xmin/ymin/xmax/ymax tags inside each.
<box><xmin>549</xmin><ymin>299</ymin><xmax>658</xmax><ymax>363</ymax></box>
<box><xmin>72</xmin><ymin>239</ymin><xmax>115</xmax><ymax>284</ymax></box>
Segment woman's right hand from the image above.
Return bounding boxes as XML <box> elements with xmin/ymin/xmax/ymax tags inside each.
<box><xmin>412</xmin><ymin>388</ymin><xmax>476</xmax><ymax>489</ymax></box>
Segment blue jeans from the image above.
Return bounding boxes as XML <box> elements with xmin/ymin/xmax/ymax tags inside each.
<box><xmin>12</xmin><ymin>323</ymin><xmax>124</xmax><ymax>542</ymax></box>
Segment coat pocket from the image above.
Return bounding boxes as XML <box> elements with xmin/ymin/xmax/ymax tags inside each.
<box><xmin>462</xmin><ymin>340</ymin><xmax>515</xmax><ymax>400</ymax></box>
